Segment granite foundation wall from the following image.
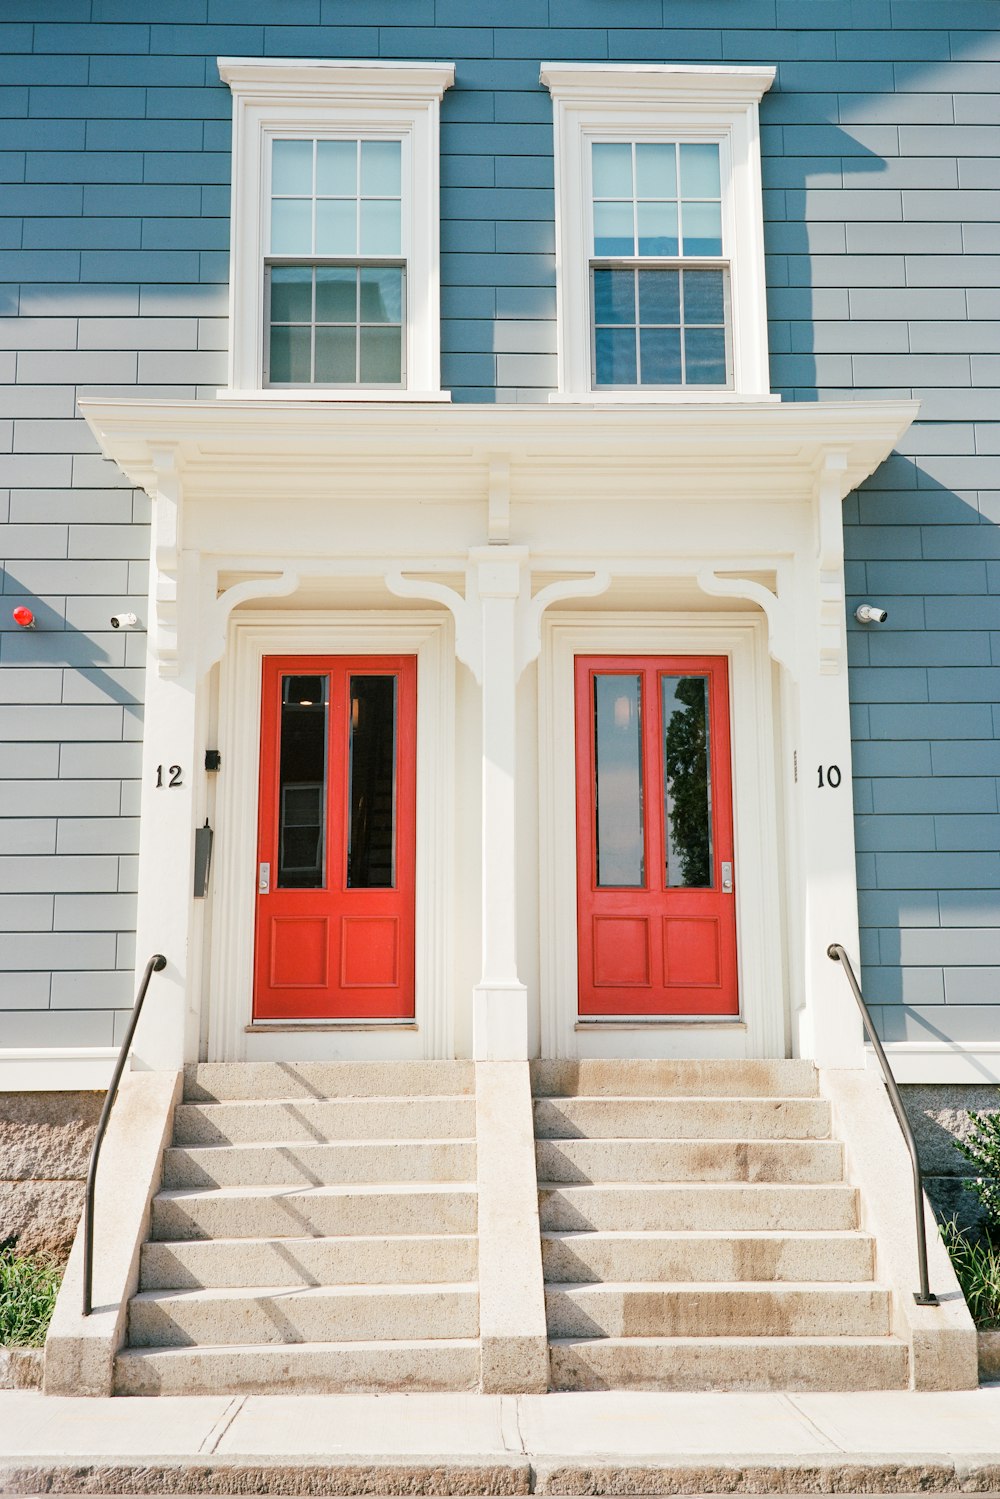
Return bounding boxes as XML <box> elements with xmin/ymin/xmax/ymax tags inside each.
<box><xmin>0</xmin><ymin>1091</ymin><xmax>102</xmax><ymax>1259</ymax></box>
<box><xmin>902</xmin><ymin>1083</ymin><xmax>1000</xmax><ymax>1234</ymax></box>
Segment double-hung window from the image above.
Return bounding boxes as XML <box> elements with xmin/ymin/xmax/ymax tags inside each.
<box><xmin>543</xmin><ymin>64</ymin><xmax>775</xmax><ymax>402</ymax></box>
<box><xmin>220</xmin><ymin>59</ymin><xmax>454</xmax><ymax>399</ymax></box>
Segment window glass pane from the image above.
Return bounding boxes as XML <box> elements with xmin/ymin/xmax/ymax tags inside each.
<box><xmin>638</xmin><ymin>268</ymin><xmax>679</xmax><ymax>325</ymax></box>
<box><xmin>593</xmin><ymin>268</ymin><xmax>635</xmax><ymax>326</ymax></box>
<box><xmin>361</xmin><ymin>139</ymin><xmax>402</xmax><ymax>197</ymax></box>
<box><xmin>277</xmin><ymin>674</ymin><xmax>328</xmax><ymax>889</ymax></box>
<box><xmin>682</xmin><ymin>200</ymin><xmax>723</xmax><ymax>257</ymax></box>
<box><xmin>315</xmin><ymin>265</ymin><xmax>357</xmax><ymax>323</ymax></box>
<box><xmin>270</xmin><ymin>265</ymin><xmax>313</xmax><ymax>324</ymax></box>
<box><xmin>592</xmin><ymin>142</ymin><xmax>632</xmax><ymax>199</ymax></box>
<box><xmin>348</xmin><ymin>675</ymin><xmax>397</xmax><ymax>889</ymax></box>
<box><xmin>594</xmin><ymin>326</ymin><xmax>637</xmax><ymax>385</ymax></box>
<box><xmin>360</xmin><ymin>266</ymin><xmax>403</xmax><ymax>323</ymax></box>
<box><xmin>684</xmin><ymin>326</ymin><xmax>728</xmax><ymax>385</ymax></box>
<box><xmin>637</xmin><ymin>200</ymin><xmax>678</xmax><ymax>257</ymax></box>
<box><xmin>593</xmin><ymin>200</ymin><xmax>634</xmax><ymax>256</ymax></box>
<box><xmin>269</xmin><ymin>324</ymin><xmax>311</xmax><ymax>384</ymax></box>
<box><xmin>640</xmin><ymin>326</ymin><xmax>682</xmax><ymax>385</ymax></box>
<box><xmin>662</xmin><ymin>675</ymin><xmax>713</xmax><ymax>888</ymax></box>
<box><xmin>316</xmin><ymin>138</ymin><xmax>356</xmax><ymax>196</ymax></box>
<box><xmin>683</xmin><ymin>268</ymin><xmax>726</xmax><ymax>324</ymax></box>
<box><xmin>679</xmin><ymin>142</ymin><xmax>721</xmax><ymax>199</ymax></box>
<box><xmin>315</xmin><ymin>198</ymin><xmax>356</xmax><ymax>255</ymax></box>
<box><xmin>360</xmin><ymin>198</ymin><xmax>402</xmax><ymax>255</ymax></box>
<box><xmin>315</xmin><ymin>325</ymin><xmax>357</xmax><ymax>383</ymax></box>
<box><xmin>636</xmin><ymin>142</ymin><xmax>676</xmax><ymax>200</ymax></box>
<box><xmin>270</xmin><ymin>197</ymin><xmax>312</xmax><ymax>254</ymax></box>
<box><xmin>360</xmin><ymin>324</ymin><xmax>403</xmax><ymax>383</ymax></box>
<box><xmin>272</xmin><ymin>139</ymin><xmax>313</xmax><ymax>196</ymax></box>
<box><xmin>593</xmin><ymin>674</ymin><xmax>644</xmax><ymax>888</ymax></box>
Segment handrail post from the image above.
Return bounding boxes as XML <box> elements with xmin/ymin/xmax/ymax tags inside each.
<box><xmin>82</xmin><ymin>953</ymin><xmax>167</xmax><ymax>1317</ymax></box>
<box><xmin>827</xmin><ymin>942</ymin><xmax>938</xmax><ymax>1306</ymax></box>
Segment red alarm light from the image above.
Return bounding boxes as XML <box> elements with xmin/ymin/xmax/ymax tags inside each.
<box><xmin>12</xmin><ymin>607</ymin><xmax>35</xmax><ymax>629</ymax></box>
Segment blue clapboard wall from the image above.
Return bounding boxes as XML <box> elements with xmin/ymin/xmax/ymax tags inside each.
<box><xmin>0</xmin><ymin>0</ymin><xmax>998</xmax><ymax>1052</ymax></box>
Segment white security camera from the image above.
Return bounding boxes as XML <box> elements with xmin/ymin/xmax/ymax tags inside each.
<box><xmin>110</xmin><ymin>612</ymin><xmax>139</xmax><ymax>630</ymax></box>
<box><xmin>855</xmin><ymin>603</ymin><xmax>888</xmax><ymax>625</ymax></box>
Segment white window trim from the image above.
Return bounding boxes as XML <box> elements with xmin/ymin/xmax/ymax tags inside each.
<box><xmin>541</xmin><ymin>63</ymin><xmax>776</xmax><ymax>404</ymax></box>
<box><xmin>219</xmin><ymin>58</ymin><xmax>454</xmax><ymax>401</ymax></box>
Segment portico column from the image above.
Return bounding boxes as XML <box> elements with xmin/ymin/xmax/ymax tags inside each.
<box><xmin>470</xmin><ymin>546</ymin><xmax>531</xmax><ymax>1060</ymax></box>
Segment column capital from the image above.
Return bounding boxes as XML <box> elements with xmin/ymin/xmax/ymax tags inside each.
<box><xmin>469</xmin><ymin>545</ymin><xmax>528</xmax><ymax>600</ymax></box>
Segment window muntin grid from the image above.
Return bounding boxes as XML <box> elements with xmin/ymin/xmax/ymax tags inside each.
<box><xmin>589</xmin><ymin>140</ymin><xmax>731</xmax><ymax>390</ymax></box>
<box><xmin>270</xmin><ymin>138</ymin><xmax>402</xmax><ymax>257</ymax></box>
<box><xmin>267</xmin><ymin>264</ymin><xmax>405</xmax><ymax>386</ymax></box>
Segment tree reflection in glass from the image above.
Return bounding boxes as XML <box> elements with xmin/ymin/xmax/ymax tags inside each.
<box><xmin>662</xmin><ymin>676</ymin><xmax>713</xmax><ymax>888</ymax></box>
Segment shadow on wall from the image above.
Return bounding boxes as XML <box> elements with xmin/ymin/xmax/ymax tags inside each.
<box><xmin>902</xmin><ymin>1083</ymin><xmax>1000</xmax><ymax>1236</ymax></box>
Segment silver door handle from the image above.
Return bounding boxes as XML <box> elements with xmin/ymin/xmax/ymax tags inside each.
<box><xmin>258</xmin><ymin>862</ymin><xmax>270</xmax><ymax>894</ymax></box>
<box><xmin>721</xmin><ymin>862</ymin><xmax>733</xmax><ymax>894</ymax></box>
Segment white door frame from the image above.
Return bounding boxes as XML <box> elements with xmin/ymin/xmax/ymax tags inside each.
<box><xmin>539</xmin><ymin>611</ymin><xmax>784</xmax><ymax>1060</ymax></box>
<box><xmin>208</xmin><ymin>610</ymin><xmax>455</xmax><ymax>1061</ymax></box>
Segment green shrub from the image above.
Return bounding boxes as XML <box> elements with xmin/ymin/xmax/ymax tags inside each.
<box><xmin>955</xmin><ymin>1105</ymin><xmax>1000</xmax><ymax>1229</ymax></box>
<box><xmin>0</xmin><ymin>1245</ymin><xmax>62</xmax><ymax>1348</ymax></box>
<box><xmin>940</xmin><ymin>1218</ymin><xmax>1000</xmax><ymax>1329</ymax></box>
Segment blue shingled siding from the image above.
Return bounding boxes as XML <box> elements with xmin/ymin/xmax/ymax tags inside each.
<box><xmin>0</xmin><ymin>0</ymin><xmax>998</xmax><ymax>1048</ymax></box>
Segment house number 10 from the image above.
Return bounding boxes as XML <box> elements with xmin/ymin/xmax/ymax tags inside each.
<box><xmin>155</xmin><ymin>764</ymin><xmax>183</xmax><ymax>788</ymax></box>
<box><xmin>817</xmin><ymin>764</ymin><xmax>842</xmax><ymax>789</ymax></box>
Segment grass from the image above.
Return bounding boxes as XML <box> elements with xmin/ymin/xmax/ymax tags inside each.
<box><xmin>940</xmin><ymin>1218</ymin><xmax>1000</xmax><ymax>1330</ymax></box>
<box><xmin>0</xmin><ymin>1245</ymin><xmax>62</xmax><ymax>1348</ymax></box>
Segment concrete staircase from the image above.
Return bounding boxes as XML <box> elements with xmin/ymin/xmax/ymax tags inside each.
<box><xmin>533</xmin><ymin>1059</ymin><xmax>910</xmax><ymax>1392</ymax></box>
<box><xmin>114</xmin><ymin>1061</ymin><xmax>480</xmax><ymax>1395</ymax></box>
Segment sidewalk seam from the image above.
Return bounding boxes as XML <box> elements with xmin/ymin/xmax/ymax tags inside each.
<box><xmin>781</xmin><ymin>1392</ymin><xmax>844</xmax><ymax>1453</ymax></box>
<box><xmin>200</xmin><ymin>1395</ymin><xmax>245</xmax><ymax>1453</ymax></box>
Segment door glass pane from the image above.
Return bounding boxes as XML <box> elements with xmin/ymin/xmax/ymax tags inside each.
<box><xmin>593</xmin><ymin>674</ymin><xmax>644</xmax><ymax>888</ymax></box>
<box><xmin>348</xmin><ymin>675</ymin><xmax>397</xmax><ymax>889</ymax></box>
<box><xmin>277</xmin><ymin>674</ymin><xmax>328</xmax><ymax>889</ymax></box>
<box><xmin>661</xmin><ymin>675</ymin><xmax>713</xmax><ymax>888</ymax></box>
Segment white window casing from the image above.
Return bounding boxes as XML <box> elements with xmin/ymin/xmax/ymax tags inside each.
<box><xmin>219</xmin><ymin>58</ymin><xmax>454</xmax><ymax>400</ymax></box>
<box><xmin>541</xmin><ymin>64</ymin><xmax>776</xmax><ymax>404</ymax></box>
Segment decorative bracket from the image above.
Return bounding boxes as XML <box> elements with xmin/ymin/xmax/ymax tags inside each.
<box><xmin>487</xmin><ymin>458</ymin><xmax>511</xmax><ymax>544</ymax></box>
<box><xmin>696</xmin><ymin>566</ymin><xmax>795</xmax><ymax>675</ymax></box>
<box><xmin>815</xmin><ymin>449</ymin><xmax>850</xmax><ymax>676</ymax></box>
<box><xmin>517</xmin><ymin>571</ymin><xmax>611</xmax><ymax>677</ymax></box>
<box><xmin>385</xmin><ymin>569</ymin><xmax>481</xmax><ymax>678</ymax></box>
<box><xmin>197</xmin><ymin>570</ymin><xmax>301</xmax><ymax>679</ymax></box>
<box><xmin>150</xmin><ymin>446</ymin><xmax>182</xmax><ymax>679</ymax></box>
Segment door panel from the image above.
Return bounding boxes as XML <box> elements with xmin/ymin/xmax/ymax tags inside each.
<box><xmin>575</xmin><ymin>654</ymin><xmax>738</xmax><ymax>1016</ymax></box>
<box><xmin>253</xmin><ymin>654</ymin><xmax>416</xmax><ymax>1020</ymax></box>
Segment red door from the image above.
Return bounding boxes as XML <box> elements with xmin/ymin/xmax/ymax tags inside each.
<box><xmin>575</xmin><ymin>655</ymin><xmax>738</xmax><ymax>1017</ymax></box>
<box><xmin>253</xmin><ymin>655</ymin><xmax>416</xmax><ymax>1020</ymax></box>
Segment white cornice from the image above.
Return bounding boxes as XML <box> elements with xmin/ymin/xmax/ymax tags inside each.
<box><xmin>541</xmin><ymin>62</ymin><xmax>776</xmax><ymax>105</ymax></box>
<box><xmin>218</xmin><ymin>57</ymin><xmax>455</xmax><ymax>101</ymax></box>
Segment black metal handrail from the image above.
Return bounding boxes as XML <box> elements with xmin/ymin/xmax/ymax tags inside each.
<box><xmin>827</xmin><ymin>942</ymin><xmax>937</xmax><ymax>1306</ymax></box>
<box><xmin>82</xmin><ymin>953</ymin><xmax>167</xmax><ymax>1317</ymax></box>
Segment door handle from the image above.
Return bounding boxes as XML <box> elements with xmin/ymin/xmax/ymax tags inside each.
<box><xmin>258</xmin><ymin>862</ymin><xmax>270</xmax><ymax>895</ymax></box>
<box><xmin>721</xmin><ymin>861</ymin><xmax>733</xmax><ymax>895</ymax></box>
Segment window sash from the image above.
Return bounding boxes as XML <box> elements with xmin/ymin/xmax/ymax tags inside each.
<box><xmin>589</xmin><ymin>261</ymin><xmax>733</xmax><ymax>390</ymax></box>
<box><xmin>263</xmin><ymin>259</ymin><xmax>407</xmax><ymax>388</ymax></box>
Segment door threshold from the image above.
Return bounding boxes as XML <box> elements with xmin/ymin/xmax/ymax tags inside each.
<box><xmin>576</xmin><ymin>1019</ymin><xmax>747</xmax><ymax>1031</ymax></box>
<box><xmin>245</xmin><ymin>1022</ymin><xmax>419</xmax><ymax>1033</ymax></box>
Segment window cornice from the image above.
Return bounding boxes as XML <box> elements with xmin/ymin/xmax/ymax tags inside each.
<box><xmin>540</xmin><ymin>63</ymin><xmax>775</xmax><ymax>107</ymax></box>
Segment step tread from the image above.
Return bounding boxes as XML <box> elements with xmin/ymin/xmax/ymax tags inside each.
<box><xmin>131</xmin><ymin>1281</ymin><xmax>478</xmax><ymax>1304</ymax></box>
<box><xmin>537</xmin><ymin>1181</ymin><xmax>854</xmax><ymax>1192</ymax></box>
<box><xmin>546</xmin><ymin>1279</ymin><xmax>890</xmax><ymax>1294</ymax></box>
<box><xmin>548</xmin><ymin>1333</ymin><xmax>908</xmax><ymax>1348</ymax></box>
<box><xmin>541</xmin><ymin>1227</ymin><xmax>872</xmax><ymax>1239</ymax></box>
<box><xmin>156</xmin><ymin>1181</ymin><xmax>478</xmax><ymax>1201</ymax></box>
<box><xmin>149</xmin><ymin>1231</ymin><xmax>479</xmax><ymax>1248</ymax></box>
<box><xmin>168</xmin><ymin>1137</ymin><xmax>478</xmax><ymax>1149</ymax></box>
<box><xmin>118</xmin><ymin>1337</ymin><xmax>481</xmax><ymax>1358</ymax></box>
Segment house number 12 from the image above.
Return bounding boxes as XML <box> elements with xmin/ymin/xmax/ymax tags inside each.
<box><xmin>155</xmin><ymin>764</ymin><xmax>183</xmax><ymax>788</ymax></box>
<box><xmin>817</xmin><ymin>764</ymin><xmax>842</xmax><ymax>789</ymax></box>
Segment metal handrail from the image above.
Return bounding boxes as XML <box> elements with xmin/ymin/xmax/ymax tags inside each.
<box><xmin>82</xmin><ymin>952</ymin><xmax>167</xmax><ymax>1317</ymax></box>
<box><xmin>827</xmin><ymin>942</ymin><xmax>938</xmax><ymax>1306</ymax></box>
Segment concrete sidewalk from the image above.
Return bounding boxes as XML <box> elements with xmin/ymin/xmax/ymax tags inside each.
<box><xmin>4</xmin><ymin>1387</ymin><xmax>1000</xmax><ymax>1493</ymax></box>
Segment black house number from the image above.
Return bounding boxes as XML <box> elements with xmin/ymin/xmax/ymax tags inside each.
<box><xmin>155</xmin><ymin>764</ymin><xmax>183</xmax><ymax>788</ymax></box>
<box><xmin>817</xmin><ymin>764</ymin><xmax>842</xmax><ymax>789</ymax></box>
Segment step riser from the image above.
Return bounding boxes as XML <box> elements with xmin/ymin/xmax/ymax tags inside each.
<box><xmin>184</xmin><ymin>1061</ymin><xmax>475</xmax><ymax>1103</ymax></box>
<box><xmin>115</xmin><ymin>1343</ymin><xmax>481</xmax><ymax>1396</ymax></box>
<box><xmin>129</xmin><ymin>1290</ymin><xmax>480</xmax><ymax>1347</ymax></box>
<box><xmin>534</xmin><ymin>1099</ymin><xmax>831</xmax><ymax>1141</ymax></box>
<box><xmin>538</xmin><ymin>1186</ymin><xmax>858</xmax><ymax>1233</ymax></box>
<box><xmin>162</xmin><ymin>1141</ymin><xmax>476</xmax><ymax>1189</ymax></box>
<box><xmin>536</xmin><ymin>1139</ymin><xmax>843</xmax><ymax>1185</ymax></box>
<box><xmin>548</xmin><ymin>1340</ymin><xmax>909</xmax><ymax>1392</ymax></box>
<box><xmin>532</xmin><ymin>1060</ymin><xmax>819</xmax><ymax>1099</ymax></box>
<box><xmin>541</xmin><ymin>1234</ymin><xmax>875</xmax><ymax>1284</ymax></box>
<box><xmin>544</xmin><ymin>1287</ymin><xmax>891</xmax><ymax>1339</ymax></box>
<box><xmin>151</xmin><ymin>1191</ymin><xmax>477</xmax><ymax>1242</ymax></box>
<box><xmin>140</xmin><ymin>1236</ymin><xmax>478</xmax><ymax>1290</ymax></box>
<box><xmin>173</xmin><ymin>1099</ymin><xmax>476</xmax><ymax>1146</ymax></box>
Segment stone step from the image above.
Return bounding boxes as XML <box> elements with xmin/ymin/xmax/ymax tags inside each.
<box><xmin>534</xmin><ymin>1096</ymin><xmax>831</xmax><ymax>1141</ymax></box>
<box><xmin>540</xmin><ymin>1229</ymin><xmax>875</xmax><ymax>1284</ymax></box>
<box><xmin>538</xmin><ymin>1183</ymin><xmax>858</xmax><ymax>1233</ymax></box>
<box><xmin>140</xmin><ymin>1234</ymin><xmax>478</xmax><ymax>1290</ymax></box>
<box><xmin>162</xmin><ymin>1139</ymin><xmax>477</xmax><ymax>1189</ymax></box>
<box><xmin>544</xmin><ymin>1281</ymin><xmax>891</xmax><ymax>1339</ymax></box>
<box><xmin>151</xmin><ymin>1183</ymin><xmax>478</xmax><ymax>1242</ymax></box>
<box><xmin>128</xmin><ymin>1283</ymin><xmax>480</xmax><ymax>1347</ymax></box>
<box><xmin>536</xmin><ymin>1137</ymin><xmax>843</xmax><ymax>1185</ymax></box>
<box><xmin>173</xmin><ymin>1096</ymin><xmax>476</xmax><ymax>1146</ymax></box>
<box><xmin>184</xmin><ymin>1060</ymin><xmax>475</xmax><ymax>1103</ymax></box>
<box><xmin>531</xmin><ymin>1059</ymin><xmax>819</xmax><ymax>1099</ymax></box>
<box><xmin>548</xmin><ymin>1335</ymin><xmax>910</xmax><ymax>1392</ymax></box>
<box><xmin>114</xmin><ymin>1339</ymin><xmax>481</xmax><ymax>1396</ymax></box>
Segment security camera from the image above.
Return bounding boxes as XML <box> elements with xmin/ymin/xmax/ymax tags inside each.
<box><xmin>855</xmin><ymin>604</ymin><xmax>888</xmax><ymax>625</ymax></box>
<box><xmin>110</xmin><ymin>612</ymin><xmax>139</xmax><ymax>630</ymax></box>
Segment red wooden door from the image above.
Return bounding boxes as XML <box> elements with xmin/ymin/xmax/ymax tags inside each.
<box><xmin>253</xmin><ymin>655</ymin><xmax>416</xmax><ymax>1020</ymax></box>
<box><xmin>575</xmin><ymin>655</ymin><xmax>738</xmax><ymax>1017</ymax></box>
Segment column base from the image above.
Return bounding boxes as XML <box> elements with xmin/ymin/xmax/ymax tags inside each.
<box><xmin>472</xmin><ymin>984</ymin><xmax>529</xmax><ymax>1061</ymax></box>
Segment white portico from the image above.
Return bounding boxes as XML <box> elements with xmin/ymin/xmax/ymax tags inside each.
<box><xmin>80</xmin><ymin>396</ymin><xmax>916</xmax><ymax>1074</ymax></box>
